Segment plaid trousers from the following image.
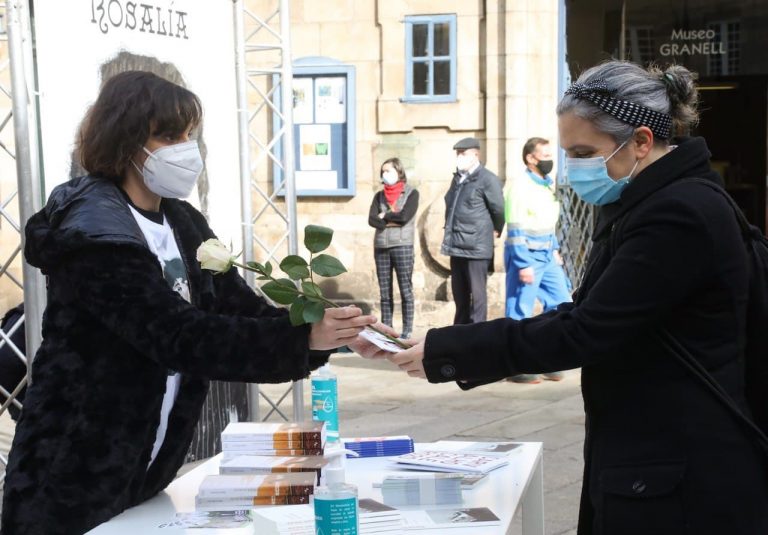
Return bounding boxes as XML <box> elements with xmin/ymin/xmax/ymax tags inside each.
<box><xmin>374</xmin><ymin>245</ymin><xmax>415</xmax><ymax>337</ymax></box>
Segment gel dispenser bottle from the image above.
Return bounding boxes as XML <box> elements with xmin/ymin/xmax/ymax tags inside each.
<box><xmin>314</xmin><ymin>448</ymin><xmax>360</xmax><ymax>535</ymax></box>
<box><xmin>311</xmin><ymin>363</ymin><xmax>339</xmax><ymax>443</ymax></box>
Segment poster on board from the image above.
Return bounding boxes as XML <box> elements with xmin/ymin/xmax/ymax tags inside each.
<box><xmin>293</xmin><ymin>77</ymin><xmax>314</xmax><ymax>124</ymax></box>
<box><xmin>33</xmin><ymin>0</ymin><xmax>242</xmax><ymax>247</ymax></box>
<box><xmin>314</xmin><ymin>77</ymin><xmax>345</xmax><ymax>123</ymax></box>
<box><xmin>299</xmin><ymin>124</ymin><xmax>331</xmax><ymax>171</ymax></box>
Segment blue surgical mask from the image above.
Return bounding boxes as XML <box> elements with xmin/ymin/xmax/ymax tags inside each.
<box><xmin>566</xmin><ymin>140</ymin><xmax>640</xmax><ymax>205</ymax></box>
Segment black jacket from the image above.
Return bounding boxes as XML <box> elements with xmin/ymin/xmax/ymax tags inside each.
<box><xmin>2</xmin><ymin>176</ymin><xmax>328</xmax><ymax>535</ymax></box>
<box><xmin>441</xmin><ymin>165</ymin><xmax>504</xmax><ymax>259</ymax></box>
<box><xmin>423</xmin><ymin>138</ymin><xmax>768</xmax><ymax>534</ymax></box>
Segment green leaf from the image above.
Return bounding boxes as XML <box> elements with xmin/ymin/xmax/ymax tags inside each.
<box><xmin>261</xmin><ymin>279</ymin><xmax>299</xmax><ymax>305</ymax></box>
<box><xmin>280</xmin><ymin>255</ymin><xmax>310</xmax><ymax>280</ymax></box>
<box><xmin>246</xmin><ymin>261</ymin><xmax>265</xmax><ymax>274</ymax></box>
<box><xmin>257</xmin><ymin>275</ymin><xmax>270</xmax><ymax>281</ymax></box>
<box><xmin>302</xmin><ymin>300</ymin><xmax>325</xmax><ymax>323</ymax></box>
<box><xmin>247</xmin><ymin>261</ymin><xmax>274</xmax><ymax>278</ymax></box>
<box><xmin>310</xmin><ymin>254</ymin><xmax>347</xmax><ymax>277</ymax></box>
<box><xmin>289</xmin><ymin>297</ymin><xmax>308</xmax><ymax>326</ymax></box>
<box><xmin>304</xmin><ymin>225</ymin><xmax>333</xmax><ymax>253</ymax></box>
<box><xmin>301</xmin><ymin>281</ymin><xmax>323</xmax><ymax>298</ymax></box>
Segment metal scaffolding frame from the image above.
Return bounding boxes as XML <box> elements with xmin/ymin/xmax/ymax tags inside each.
<box><xmin>0</xmin><ymin>0</ymin><xmax>46</xmax><ymax>479</ymax></box>
<box><xmin>556</xmin><ymin>0</ymin><xmax>594</xmax><ymax>286</ymax></box>
<box><xmin>234</xmin><ymin>0</ymin><xmax>303</xmax><ymax>423</ymax></box>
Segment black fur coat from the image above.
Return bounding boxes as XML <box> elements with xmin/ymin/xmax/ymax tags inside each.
<box><xmin>1</xmin><ymin>176</ymin><xmax>328</xmax><ymax>534</ymax></box>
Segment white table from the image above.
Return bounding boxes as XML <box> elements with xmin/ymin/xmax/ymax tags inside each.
<box><xmin>88</xmin><ymin>441</ymin><xmax>544</xmax><ymax>535</ymax></box>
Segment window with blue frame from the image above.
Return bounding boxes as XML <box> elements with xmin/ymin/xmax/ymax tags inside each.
<box><xmin>403</xmin><ymin>14</ymin><xmax>457</xmax><ymax>102</ymax></box>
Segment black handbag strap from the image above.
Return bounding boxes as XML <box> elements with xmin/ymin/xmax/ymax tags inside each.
<box><xmin>658</xmin><ymin>328</ymin><xmax>768</xmax><ymax>457</ymax></box>
<box><xmin>612</xmin><ymin>177</ymin><xmax>768</xmax><ymax>456</ymax></box>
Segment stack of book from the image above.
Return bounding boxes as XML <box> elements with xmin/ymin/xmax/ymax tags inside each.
<box><xmin>251</xmin><ymin>500</ymin><xmax>403</xmax><ymax>534</ymax></box>
<box><xmin>194</xmin><ymin>472</ymin><xmax>316</xmax><ymax>511</ymax></box>
<box><xmin>219</xmin><ymin>455</ymin><xmax>329</xmax><ymax>485</ymax></box>
<box><xmin>221</xmin><ymin>422</ymin><xmax>326</xmax><ymax>461</ymax></box>
<box><xmin>377</xmin><ymin>473</ymin><xmax>463</xmax><ymax>506</ymax></box>
<box><xmin>342</xmin><ymin>435</ymin><xmax>414</xmax><ymax>458</ymax></box>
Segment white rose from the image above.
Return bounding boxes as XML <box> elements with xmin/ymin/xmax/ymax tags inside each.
<box><xmin>196</xmin><ymin>239</ymin><xmax>235</xmax><ymax>273</ymax></box>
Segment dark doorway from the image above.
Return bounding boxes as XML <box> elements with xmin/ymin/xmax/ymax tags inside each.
<box><xmin>693</xmin><ymin>77</ymin><xmax>767</xmax><ymax>232</ymax></box>
<box><xmin>564</xmin><ymin>0</ymin><xmax>768</xmax><ymax>233</ymax></box>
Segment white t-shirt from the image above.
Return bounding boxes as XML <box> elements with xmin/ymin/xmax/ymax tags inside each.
<box><xmin>128</xmin><ymin>205</ymin><xmax>189</xmax><ymax>468</ymax></box>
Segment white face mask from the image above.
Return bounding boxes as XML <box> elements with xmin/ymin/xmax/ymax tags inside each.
<box><xmin>456</xmin><ymin>153</ymin><xmax>476</xmax><ymax>172</ymax></box>
<box><xmin>133</xmin><ymin>140</ymin><xmax>204</xmax><ymax>199</ymax></box>
<box><xmin>381</xmin><ymin>170</ymin><xmax>399</xmax><ymax>186</ymax></box>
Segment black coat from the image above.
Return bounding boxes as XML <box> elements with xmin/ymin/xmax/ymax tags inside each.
<box><xmin>2</xmin><ymin>176</ymin><xmax>328</xmax><ymax>535</ymax></box>
<box><xmin>423</xmin><ymin>138</ymin><xmax>768</xmax><ymax>534</ymax></box>
<box><xmin>441</xmin><ymin>165</ymin><xmax>505</xmax><ymax>259</ymax></box>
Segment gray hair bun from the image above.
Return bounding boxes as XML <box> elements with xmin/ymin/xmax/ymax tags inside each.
<box><xmin>651</xmin><ymin>64</ymin><xmax>699</xmax><ymax>134</ymax></box>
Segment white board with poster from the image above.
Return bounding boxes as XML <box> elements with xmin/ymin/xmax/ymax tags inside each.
<box><xmin>32</xmin><ymin>0</ymin><xmax>242</xmax><ymax>247</ymax></box>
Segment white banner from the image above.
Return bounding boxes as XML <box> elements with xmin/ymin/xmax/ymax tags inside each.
<box><xmin>33</xmin><ymin>0</ymin><xmax>242</xmax><ymax>247</ymax></box>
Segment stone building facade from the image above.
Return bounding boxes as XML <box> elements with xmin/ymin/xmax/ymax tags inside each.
<box><xmin>245</xmin><ymin>0</ymin><xmax>561</xmax><ymax>333</ymax></box>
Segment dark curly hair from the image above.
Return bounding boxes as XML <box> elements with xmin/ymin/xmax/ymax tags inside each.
<box><xmin>76</xmin><ymin>70</ymin><xmax>202</xmax><ymax>182</ymax></box>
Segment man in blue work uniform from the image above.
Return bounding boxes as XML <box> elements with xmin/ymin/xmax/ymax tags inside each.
<box><xmin>441</xmin><ymin>137</ymin><xmax>505</xmax><ymax>325</ymax></box>
<box><xmin>505</xmin><ymin>137</ymin><xmax>571</xmax><ymax>383</ymax></box>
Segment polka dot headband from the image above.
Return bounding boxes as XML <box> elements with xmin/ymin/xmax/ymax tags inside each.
<box><xmin>564</xmin><ymin>79</ymin><xmax>673</xmax><ymax>140</ymax></box>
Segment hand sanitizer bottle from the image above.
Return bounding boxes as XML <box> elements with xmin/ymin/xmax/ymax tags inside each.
<box><xmin>314</xmin><ymin>448</ymin><xmax>360</xmax><ymax>535</ymax></box>
<box><xmin>311</xmin><ymin>363</ymin><xmax>339</xmax><ymax>443</ymax></box>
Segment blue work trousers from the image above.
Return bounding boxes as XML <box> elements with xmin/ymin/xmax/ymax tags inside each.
<box><xmin>504</xmin><ymin>246</ymin><xmax>571</xmax><ymax>319</ymax></box>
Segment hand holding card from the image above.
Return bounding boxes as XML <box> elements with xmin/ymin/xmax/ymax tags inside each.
<box><xmin>359</xmin><ymin>329</ymin><xmax>406</xmax><ymax>353</ymax></box>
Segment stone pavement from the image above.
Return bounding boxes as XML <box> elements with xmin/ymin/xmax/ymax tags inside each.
<box><xmin>328</xmin><ymin>353</ymin><xmax>584</xmax><ymax>535</ymax></box>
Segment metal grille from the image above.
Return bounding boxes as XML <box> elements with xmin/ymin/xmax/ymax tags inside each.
<box><xmin>625</xmin><ymin>26</ymin><xmax>655</xmax><ymax>65</ymax></box>
<box><xmin>236</xmin><ymin>0</ymin><xmax>303</xmax><ymax>422</ymax></box>
<box><xmin>556</xmin><ymin>185</ymin><xmax>595</xmax><ymax>288</ymax></box>
<box><xmin>0</xmin><ymin>0</ymin><xmax>26</xmax><ymax>480</ymax></box>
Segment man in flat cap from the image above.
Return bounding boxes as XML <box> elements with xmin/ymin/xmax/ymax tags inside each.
<box><xmin>441</xmin><ymin>137</ymin><xmax>505</xmax><ymax>324</ymax></box>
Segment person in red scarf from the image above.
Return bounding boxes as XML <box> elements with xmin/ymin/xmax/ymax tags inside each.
<box><xmin>367</xmin><ymin>158</ymin><xmax>420</xmax><ymax>339</ymax></box>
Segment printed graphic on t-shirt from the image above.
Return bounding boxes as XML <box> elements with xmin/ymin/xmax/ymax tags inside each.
<box><xmin>162</xmin><ymin>257</ymin><xmax>191</xmax><ymax>303</ymax></box>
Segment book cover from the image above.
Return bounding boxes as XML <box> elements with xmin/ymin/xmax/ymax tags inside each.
<box><xmin>219</xmin><ymin>455</ymin><xmax>328</xmax><ymax>484</ymax></box>
<box><xmin>401</xmin><ymin>507</ymin><xmax>501</xmax><ymax>529</ymax></box>
<box><xmin>221</xmin><ymin>448</ymin><xmax>324</xmax><ymax>460</ymax></box>
<box><xmin>393</xmin><ymin>450</ymin><xmax>509</xmax><ymax>474</ymax></box>
<box><xmin>458</xmin><ymin>441</ymin><xmax>524</xmax><ymax>457</ymax></box>
<box><xmin>222</xmin><ymin>422</ymin><xmax>326</xmax><ymax>443</ymax></box>
<box><xmin>195</xmin><ymin>494</ymin><xmax>311</xmax><ymax>507</ymax></box>
<box><xmin>222</xmin><ymin>437</ymin><xmax>324</xmax><ymax>450</ymax></box>
<box><xmin>357</xmin><ymin>498</ymin><xmax>398</xmax><ymax>517</ymax></box>
<box><xmin>198</xmin><ymin>472</ymin><xmax>316</xmax><ymax>498</ymax></box>
<box><xmin>342</xmin><ymin>435</ymin><xmax>413</xmax><ymax>444</ymax></box>
<box><xmin>457</xmin><ymin>472</ymin><xmax>489</xmax><ymax>488</ymax></box>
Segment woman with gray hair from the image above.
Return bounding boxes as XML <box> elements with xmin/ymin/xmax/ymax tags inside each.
<box><xmin>363</xmin><ymin>60</ymin><xmax>768</xmax><ymax>534</ymax></box>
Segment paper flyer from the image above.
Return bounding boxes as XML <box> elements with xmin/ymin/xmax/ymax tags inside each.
<box><xmin>359</xmin><ymin>329</ymin><xmax>405</xmax><ymax>353</ymax></box>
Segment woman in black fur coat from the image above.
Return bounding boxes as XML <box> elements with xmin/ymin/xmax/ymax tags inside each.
<box><xmin>1</xmin><ymin>71</ymin><xmax>378</xmax><ymax>534</ymax></box>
